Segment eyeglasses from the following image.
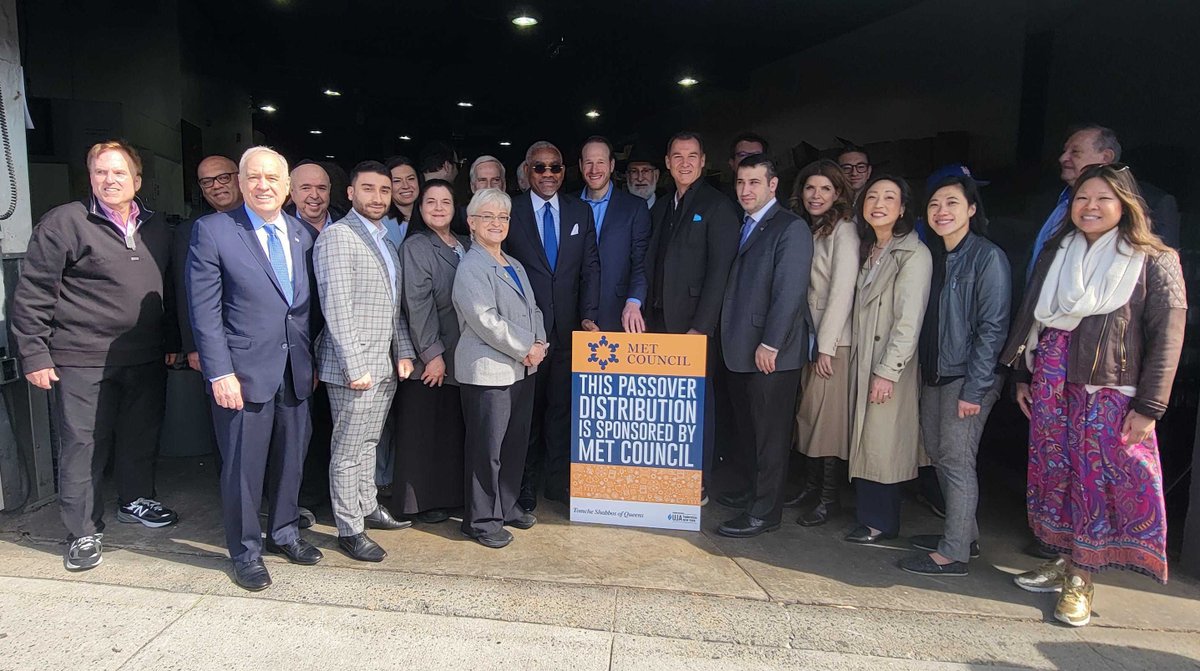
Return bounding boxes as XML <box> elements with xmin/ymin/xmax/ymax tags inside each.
<box><xmin>839</xmin><ymin>162</ymin><xmax>870</xmax><ymax>175</ymax></box>
<box><xmin>199</xmin><ymin>172</ymin><xmax>236</xmax><ymax>188</ymax></box>
<box><xmin>471</xmin><ymin>214</ymin><xmax>511</xmax><ymax>224</ymax></box>
<box><xmin>531</xmin><ymin>163</ymin><xmax>564</xmax><ymax>174</ymax></box>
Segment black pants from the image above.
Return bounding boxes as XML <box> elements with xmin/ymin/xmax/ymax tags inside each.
<box><xmin>725</xmin><ymin>368</ymin><xmax>802</xmax><ymax>524</ymax></box>
<box><xmin>463</xmin><ymin>378</ymin><xmax>533</xmax><ymax>535</ymax></box>
<box><xmin>211</xmin><ymin>364</ymin><xmax>310</xmax><ymax>563</ymax></box>
<box><xmin>521</xmin><ymin>345</ymin><xmax>571</xmax><ymax>497</ymax></box>
<box><xmin>51</xmin><ymin>362</ymin><xmax>167</xmax><ymax>539</ymax></box>
<box><xmin>298</xmin><ymin>383</ymin><xmax>332</xmax><ymax>508</ymax></box>
<box><xmin>855</xmin><ymin>478</ymin><xmax>903</xmax><ymax>536</ymax></box>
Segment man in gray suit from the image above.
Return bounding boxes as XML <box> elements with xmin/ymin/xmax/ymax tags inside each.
<box><xmin>314</xmin><ymin>161</ymin><xmax>417</xmax><ymax>562</ymax></box>
<box><xmin>716</xmin><ymin>154</ymin><xmax>813</xmax><ymax>538</ymax></box>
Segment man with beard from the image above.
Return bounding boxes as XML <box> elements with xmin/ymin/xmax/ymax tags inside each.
<box><xmin>314</xmin><ymin>161</ymin><xmax>416</xmax><ymax>562</ymax></box>
<box><xmin>625</xmin><ymin>151</ymin><xmax>660</xmax><ymax>209</ymax></box>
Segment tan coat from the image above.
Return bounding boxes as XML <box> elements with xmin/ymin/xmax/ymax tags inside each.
<box><xmin>848</xmin><ymin>232</ymin><xmax>932</xmax><ymax>484</ymax></box>
<box><xmin>809</xmin><ymin>219</ymin><xmax>860</xmax><ymax>356</ymax></box>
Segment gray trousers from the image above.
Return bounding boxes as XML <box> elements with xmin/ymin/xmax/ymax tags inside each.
<box><xmin>918</xmin><ymin>377</ymin><xmax>1001</xmax><ymax>563</ymax></box>
<box><xmin>327</xmin><ymin>376</ymin><xmax>397</xmax><ymax>535</ymax></box>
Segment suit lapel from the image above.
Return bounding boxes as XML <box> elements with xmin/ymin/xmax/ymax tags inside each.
<box><xmin>345</xmin><ymin>210</ymin><xmax>395</xmax><ymax>300</ymax></box>
<box><xmin>433</xmin><ymin>233</ymin><xmax>462</xmax><ymax>271</ymax></box>
<box><xmin>862</xmin><ymin>244</ymin><xmax>900</xmax><ymax>303</ymax></box>
<box><xmin>234</xmin><ymin>209</ymin><xmax>289</xmax><ymax>303</ymax></box>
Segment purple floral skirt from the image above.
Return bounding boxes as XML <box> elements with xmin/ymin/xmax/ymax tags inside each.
<box><xmin>1027</xmin><ymin>327</ymin><xmax>1168</xmax><ymax>583</ymax></box>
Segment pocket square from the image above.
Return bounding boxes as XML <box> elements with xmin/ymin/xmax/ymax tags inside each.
<box><xmin>570</xmin><ymin>223</ymin><xmax>580</xmax><ymax>236</ymax></box>
<box><xmin>692</xmin><ymin>214</ymin><xmax>702</xmax><ymax>222</ymax></box>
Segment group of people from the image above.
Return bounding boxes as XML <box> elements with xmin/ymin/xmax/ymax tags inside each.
<box><xmin>9</xmin><ymin>122</ymin><xmax>1185</xmax><ymax>628</ymax></box>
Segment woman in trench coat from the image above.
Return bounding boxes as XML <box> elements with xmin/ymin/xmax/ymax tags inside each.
<box><xmin>845</xmin><ymin>174</ymin><xmax>932</xmax><ymax>544</ymax></box>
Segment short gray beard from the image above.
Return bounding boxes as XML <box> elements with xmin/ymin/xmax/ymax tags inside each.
<box><xmin>628</xmin><ymin>183</ymin><xmax>654</xmax><ymax>200</ymax></box>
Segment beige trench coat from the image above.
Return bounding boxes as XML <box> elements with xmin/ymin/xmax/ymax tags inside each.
<box><xmin>848</xmin><ymin>232</ymin><xmax>932</xmax><ymax>484</ymax></box>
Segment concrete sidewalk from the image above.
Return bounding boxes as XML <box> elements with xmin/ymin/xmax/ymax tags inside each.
<box><xmin>1</xmin><ymin>456</ymin><xmax>1198</xmax><ymax>670</ymax></box>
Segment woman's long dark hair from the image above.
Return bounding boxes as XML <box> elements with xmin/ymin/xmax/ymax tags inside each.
<box><xmin>856</xmin><ymin>173</ymin><xmax>914</xmax><ymax>263</ymax></box>
<box><xmin>788</xmin><ymin>159</ymin><xmax>854</xmax><ymax>238</ymax></box>
<box><xmin>384</xmin><ymin>154</ymin><xmax>422</xmax><ymax>224</ymax></box>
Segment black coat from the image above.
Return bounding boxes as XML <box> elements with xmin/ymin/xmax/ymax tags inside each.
<box><xmin>503</xmin><ymin>190</ymin><xmax>601</xmax><ymax>345</ymax></box>
<box><xmin>644</xmin><ymin>180</ymin><xmax>740</xmax><ymax>335</ymax></box>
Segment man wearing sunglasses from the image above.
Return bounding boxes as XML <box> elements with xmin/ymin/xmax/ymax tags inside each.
<box><xmin>176</xmin><ymin>156</ymin><xmax>244</xmax><ymax>373</ymax></box>
<box><xmin>506</xmin><ymin>141</ymin><xmax>601</xmax><ymax>511</ymax></box>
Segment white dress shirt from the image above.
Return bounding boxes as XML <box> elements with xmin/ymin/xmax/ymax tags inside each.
<box><xmin>245</xmin><ymin>205</ymin><xmax>294</xmax><ymax>281</ymax></box>
<box><xmin>530</xmin><ymin>191</ymin><xmax>560</xmax><ymax>249</ymax></box>
<box><xmin>354</xmin><ymin>210</ymin><xmax>398</xmax><ymax>302</ymax></box>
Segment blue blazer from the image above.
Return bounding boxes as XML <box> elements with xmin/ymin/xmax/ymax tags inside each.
<box><xmin>503</xmin><ymin>190</ymin><xmax>601</xmax><ymax>345</ymax></box>
<box><xmin>592</xmin><ymin>188</ymin><xmax>651</xmax><ymax>332</ymax></box>
<box><xmin>186</xmin><ymin>206</ymin><xmax>316</xmax><ymax>404</ymax></box>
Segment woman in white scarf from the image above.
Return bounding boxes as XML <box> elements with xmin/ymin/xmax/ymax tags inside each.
<box><xmin>1001</xmin><ymin>163</ymin><xmax>1185</xmax><ymax>627</ymax></box>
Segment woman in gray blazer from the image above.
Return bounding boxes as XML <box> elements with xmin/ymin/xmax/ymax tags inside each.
<box><xmin>452</xmin><ymin>188</ymin><xmax>548</xmax><ymax>549</ymax></box>
<box><xmin>394</xmin><ymin>180</ymin><xmax>470</xmax><ymax>524</ymax></box>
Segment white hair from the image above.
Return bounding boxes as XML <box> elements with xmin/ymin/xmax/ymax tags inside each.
<box><xmin>469</xmin><ymin>155</ymin><xmax>507</xmax><ymax>185</ymax></box>
<box><xmin>466</xmin><ymin>188</ymin><xmax>512</xmax><ymax>217</ymax></box>
<box><xmin>239</xmin><ymin>146</ymin><xmax>289</xmax><ymax>176</ymax></box>
<box><xmin>524</xmin><ymin>141</ymin><xmax>561</xmax><ymax>165</ymax></box>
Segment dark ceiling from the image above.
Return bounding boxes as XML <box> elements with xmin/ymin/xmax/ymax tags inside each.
<box><xmin>193</xmin><ymin>0</ymin><xmax>919</xmax><ymax>165</ymax></box>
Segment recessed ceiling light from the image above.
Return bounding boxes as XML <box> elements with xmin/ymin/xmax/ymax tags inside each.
<box><xmin>457</xmin><ymin>101</ymin><xmax>474</xmax><ymax>108</ymax></box>
<box><xmin>399</xmin><ymin>135</ymin><xmax>412</xmax><ymax>141</ymax></box>
<box><xmin>499</xmin><ymin>141</ymin><xmax>512</xmax><ymax>146</ymax></box>
<box><xmin>512</xmin><ymin>15</ymin><xmax>538</xmax><ymax>27</ymax></box>
<box><xmin>258</xmin><ymin>104</ymin><xmax>277</xmax><ymax>113</ymax></box>
<box><xmin>677</xmin><ymin>77</ymin><xmax>699</xmax><ymax>87</ymax></box>
<box><xmin>585</xmin><ymin>110</ymin><xmax>600</xmax><ymax>119</ymax></box>
<box><xmin>323</xmin><ymin>88</ymin><xmax>341</xmax><ymax>97</ymax></box>
<box><xmin>325</xmin><ymin>155</ymin><xmax>335</xmax><ymax>159</ymax></box>
<box><xmin>309</xmin><ymin>129</ymin><xmax>322</xmax><ymax>135</ymax></box>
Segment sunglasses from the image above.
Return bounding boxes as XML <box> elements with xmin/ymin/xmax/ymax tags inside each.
<box><xmin>532</xmin><ymin>163</ymin><xmax>564</xmax><ymax>174</ymax></box>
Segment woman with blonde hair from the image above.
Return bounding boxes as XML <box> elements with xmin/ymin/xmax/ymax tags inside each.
<box><xmin>1000</xmin><ymin>163</ymin><xmax>1185</xmax><ymax>626</ymax></box>
<box><xmin>788</xmin><ymin>159</ymin><xmax>859</xmax><ymax>526</ymax></box>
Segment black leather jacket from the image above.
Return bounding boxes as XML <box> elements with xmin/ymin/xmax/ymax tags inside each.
<box><xmin>928</xmin><ymin>232</ymin><xmax>1011</xmax><ymax>404</ymax></box>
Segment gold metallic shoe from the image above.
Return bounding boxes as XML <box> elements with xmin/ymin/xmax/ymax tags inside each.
<box><xmin>1054</xmin><ymin>574</ymin><xmax>1094</xmax><ymax>627</ymax></box>
<box><xmin>1013</xmin><ymin>557</ymin><xmax>1066</xmax><ymax>593</ymax></box>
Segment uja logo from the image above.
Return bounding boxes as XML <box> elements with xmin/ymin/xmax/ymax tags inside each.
<box><xmin>586</xmin><ymin>335</ymin><xmax>620</xmax><ymax>370</ymax></box>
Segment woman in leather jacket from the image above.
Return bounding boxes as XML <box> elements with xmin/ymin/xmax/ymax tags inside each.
<box><xmin>999</xmin><ymin>163</ymin><xmax>1186</xmax><ymax>627</ymax></box>
<box><xmin>899</xmin><ymin>175</ymin><xmax>1010</xmax><ymax>578</ymax></box>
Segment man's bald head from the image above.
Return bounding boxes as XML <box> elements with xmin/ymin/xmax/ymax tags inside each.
<box><xmin>197</xmin><ymin>155</ymin><xmax>241</xmax><ymax>212</ymax></box>
<box><xmin>290</xmin><ymin>162</ymin><xmax>332</xmax><ymax>227</ymax></box>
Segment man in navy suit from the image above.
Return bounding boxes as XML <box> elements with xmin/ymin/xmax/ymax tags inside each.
<box><xmin>187</xmin><ymin>146</ymin><xmax>323</xmax><ymax>591</ymax></box>
<box><xmin>578</xmin><ymin>136</ymin><xmax>651</xmax><ymax>333</ymax></box>
<box><xmin>504</xmin><ymin>141</ymin><xmax>601</xmax><ymax>510</ymax></box>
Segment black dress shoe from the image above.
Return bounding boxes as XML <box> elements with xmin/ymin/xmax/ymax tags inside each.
<box><xmin>462</xmin><ymin>527</ymin><xmax>513</xmax><ymax>549</ymax></box>
<box><xmin>414</xmin><ymin>509</ymin><xmax>451</xmax><ymax>524</ymax></box>
<box><xmin>232</xmin><ymin>559</ymin><xmax>272</xmax><ymax>591</ymax></box>
<box><xmin>715</xmin><ymin>491</ymin><xmax>752</xmax><ymax>508</ymax></box>
<box><xmin>1024</xmin><ymin>538</ymin><xmax>1058</xmax><ymax>560</ymax></box>
<box><xmin>338</xmin><ymin>533</ymin><xmax>386</xmax><ymax>562</ymax></box>
<box><xmin>505</xmin><ymin>512</ymin><xmax>537</xmax><ymax>529</ymax></box>
<box><xmin>844</xmin><ymin>525</ymin><xmax>898</xmax><ymax>545</ymax></box>
<box><xmin>265</xmin><ymin>538</ymin><xmax>324</xmax><ymax>565</ymax></box>
<box><xmin>716</xmin><ymin>514</ymin><xmax>781</xmax><ymax>538</ymax></box>
<box><xmin>898</xmin><ymin>552</ymin><xmax>968</xmax><ymax>577</ymax></box>
<box><xmin>365</xmin><ymin>505</ymin><xmax>412</xmax><ymax>531</ymax></box>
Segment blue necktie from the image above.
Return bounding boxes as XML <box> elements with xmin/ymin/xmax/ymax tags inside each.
<box><xmin>542</xmin><ymin>203</ymin><xmax>558</xmax><ymax>271</ymax></box>
<box><xmin>264</xmin><ymin>223</ymin><xmax>293</xmax><ymax>304</ymax></box>
<box><xmin>738</xmin><ymin>214</ymin><xmax>756</xmax><ymax>249</ymax></box>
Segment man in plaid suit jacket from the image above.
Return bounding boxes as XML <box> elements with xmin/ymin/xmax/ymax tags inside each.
<box><xmin>314</xmin><ymin>161</ymin><xmax>416</xmax><ymax>562</ymax></box>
